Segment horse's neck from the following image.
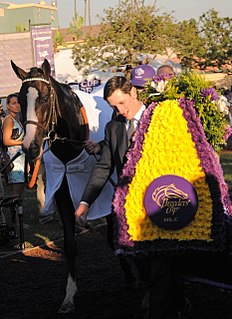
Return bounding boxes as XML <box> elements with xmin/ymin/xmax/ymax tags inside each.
<box><xmin>50</xmin><ymin>103</ymin><xmax>85</xmax><ymax>164</ymax></box>
<box><xmin>49</xmin><ymin>81</ymin><xmax>87</xmax><ymax>163</ymax></box>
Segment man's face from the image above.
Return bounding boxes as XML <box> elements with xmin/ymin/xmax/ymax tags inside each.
<box><xmin>107</xmin><ymin>87</ymin><xmax>138</xmax><ymax>120</ymax></box>
<box><xmin>157</xmin><ymin>66</ymin><xmax>175</xmax><ymax>79</ymax></box>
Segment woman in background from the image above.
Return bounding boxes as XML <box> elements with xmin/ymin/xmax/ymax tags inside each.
<box><xmin>3</xmin><ymin>93</ymin><xmax>26</xmax><ymax>224</ymax></box>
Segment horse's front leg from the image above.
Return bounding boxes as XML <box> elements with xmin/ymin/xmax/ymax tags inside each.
<box><xmin>55</xmin><ymin>176</ymin><xmax>78</xmax><ymax>314</ymax></box>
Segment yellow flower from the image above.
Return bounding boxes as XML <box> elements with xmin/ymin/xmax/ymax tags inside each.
<box><xmin>124</xmin><ymin>100</ymin><xmax>213</xmax><ymax>242</ymax></box>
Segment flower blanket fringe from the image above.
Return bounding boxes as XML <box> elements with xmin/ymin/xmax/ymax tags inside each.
<box><xmin>113</xmin><ymin>99</ymin><xmax>232</xmax><ymax>256</ymax></box>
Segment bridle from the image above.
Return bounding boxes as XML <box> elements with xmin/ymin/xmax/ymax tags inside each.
<box><xmin>22</xmin><ymin>76</ymin><xmax>61</xmax><ymax>144</ymax></box>
<box><xmin>21</xmin><ymin>76</ymin><xmax>86</xmax><ymax>146</ymax></box>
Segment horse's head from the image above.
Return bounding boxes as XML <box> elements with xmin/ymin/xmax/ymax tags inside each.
<box><xmin>11</xmin><ymin>59</ymin><xmax>53</xmax><ymax>160</ymax></box>
<box><xmin>11</xmin><ymin>59</ymin><xmax>89</xmax><ymax>163</ymax></box>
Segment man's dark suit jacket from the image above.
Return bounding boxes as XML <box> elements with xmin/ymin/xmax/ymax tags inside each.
<box><xmin>81</xmin><ymin>114</ymin><xmax>128</xmax><ymax>206</ymax></box>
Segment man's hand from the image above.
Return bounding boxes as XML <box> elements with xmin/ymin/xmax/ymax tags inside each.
<box><xmin>84</xmin><ymin>140</ymin><xmax>101</xmax><ymax>155</ymax></box>
<box><xmin>75</xmin><ymin>203</ymin><xmax>89</xmax><ymax>226</ymax></box>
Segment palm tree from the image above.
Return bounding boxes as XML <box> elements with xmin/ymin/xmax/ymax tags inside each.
<box><xmin>74</xmin><ymin>0</ymin><xmax>77</xmax><ymax>17</ymax></box>
<box><xmin>84</xmin><ymin>0</ymin><xmax>87</xmax><ymax>26</ymax></box>
<box><xmin>88</xmin><ymin>0</ymin><xmax>91</xmax><ymax>25</ymax></box>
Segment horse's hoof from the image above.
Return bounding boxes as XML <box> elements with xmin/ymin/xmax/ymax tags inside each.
<box><xmin>58</xmin><ymin>302</ymin><xmax>75</xmax><ymax>314</ymax></box>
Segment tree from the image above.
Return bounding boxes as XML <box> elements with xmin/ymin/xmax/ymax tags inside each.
<box><xmin>198</xmin><ymin>9</ymin><xmax>232</xmax><ymax>73</ymax></box>
<box><xmin>88</xmin><ymin>0</ymin><xmax>91</xmax><ymax>26</ymax></box>
<box><xmin>53</xmin><ymin>29</ymin><xmax>66</xmax><ymax>52</ymax></box>
<box><xmin>67</xmin><ymin>13</ymin><xmax>84</xmax><ymax>42</ymax></box>
<box><xmin>175</xmin><ymin>19</ymin><xmax>203</xmax><ymax>70</ymax></box>
<box><xmin>176</xmin><ymin>10</ymin><xmax>232</xmax><ymax>73</ymax></box>
<box><xmin>72</xmin><ymin>0</ymin><xmax>177</xmax><ymax>73</ymax></box>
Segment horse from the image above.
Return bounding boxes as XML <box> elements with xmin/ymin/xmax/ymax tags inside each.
<box><xmin>10</xmin><ymin>59</ymin><xmax>113</xmax><ymax>313</ymax></box>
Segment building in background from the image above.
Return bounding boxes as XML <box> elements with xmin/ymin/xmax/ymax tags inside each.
<box><xmin>0</xmin><ymin>1</ymin><xmax>58</xmax><ymax>98</ymax></box>
<box><xmin>0</xmin><ymin>1</ymin><xmax>59</xmax><ymax>34</ymax></box>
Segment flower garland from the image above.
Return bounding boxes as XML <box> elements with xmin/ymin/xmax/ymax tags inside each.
<box><xmin>113</xmin><ymin>99</ymin><xmax>231</xmax><ymax>256</ymax></box>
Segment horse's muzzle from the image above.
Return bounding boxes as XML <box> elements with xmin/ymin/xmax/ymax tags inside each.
<box><xmin>22</xmin><ymin>141</ymin><xmax>40</xmax><ymax>160</ymax></box>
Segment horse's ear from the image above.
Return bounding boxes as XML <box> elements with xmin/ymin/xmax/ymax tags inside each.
<box><xmin>11</xmin><ymin>60</ymin><xmax>27</xmax><ymax>80</ymax></box>
<box><xmin>41</xmin><ymin>59</ymin><xmax>51</xmax><ymax>79</ymax></box>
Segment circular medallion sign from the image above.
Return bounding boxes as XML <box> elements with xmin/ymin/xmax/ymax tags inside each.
<box><xmin>144</xmin><ymin>175</ymin><xmax>198</xmax><ymax>230</ymax></box>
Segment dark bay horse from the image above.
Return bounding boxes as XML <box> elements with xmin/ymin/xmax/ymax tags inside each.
<box><xmin>11</xmin><ymin>59</ymin><xmax>95</xmax><ymax>313</ymax></box>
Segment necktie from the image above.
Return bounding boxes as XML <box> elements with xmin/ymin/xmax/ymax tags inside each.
<box><xmin>127</xmin><ymin>119</ymin><xmax>135</xmax><ymax>145</ymax></box>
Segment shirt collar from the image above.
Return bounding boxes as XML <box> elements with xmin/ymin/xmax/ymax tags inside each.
<box><xmin>134</xmin><ymin>104</ymin><xmax>146</xmax><ymax>122</ymax></box>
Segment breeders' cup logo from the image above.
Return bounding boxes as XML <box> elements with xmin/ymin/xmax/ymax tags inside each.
<box><xmin>152</xmin><ymin>184</ymin><xmax>190</xmax><ymax>214</ymax></box>
<box><xmin>135</xmin><ymin>67</ymin><xmax>145</xmax><ymax>77</ymax></box>
<box><xmin>144</xmin><ymin>175</ymin><xmax>198</xmax><ymax>230</ymax></box>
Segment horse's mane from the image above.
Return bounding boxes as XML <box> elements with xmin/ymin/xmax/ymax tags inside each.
<box><xmin>49</xmin><ymin>76</ymin><xmax>88</xmax><ymax>144</ymax></box>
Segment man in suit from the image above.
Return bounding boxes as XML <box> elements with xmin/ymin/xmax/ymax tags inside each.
<box><xmin>76</xmin><ymin>76</ymin><xmax>145</xmax><ymax>288</ymax></box>
<box><xmin>75</xmin><ymin>76</ymin><xmax>145</xmax><ymax>217</ymax></box>
<box><xmin>75</xmin><ymin>76</ymin><xmax>188</xmax><ymax>319</ymax></box>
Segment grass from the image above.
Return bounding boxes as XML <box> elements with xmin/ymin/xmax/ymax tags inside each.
<box><xmin>0</xmin><ymin>150</ymin><xmax>231</xmax><ymax>253</ymax></box>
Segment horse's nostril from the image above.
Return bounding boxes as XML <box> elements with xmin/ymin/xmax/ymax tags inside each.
<box><xmin>23</xmin><ymin>141</ymin><xmax>41</xmax><ymax>160</ymax></box>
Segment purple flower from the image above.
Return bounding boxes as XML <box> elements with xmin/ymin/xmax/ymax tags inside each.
<box><xmin>224</xmin><ymin>126</ymin><xmax>232</xmax><ymax>142</ymax></box>
<box><xmin>201</xmin><ymin>88</ymin><xmax>219</xmax><ymax>101</ymax></box>
<box><xmin>152</xmin><ymin>74</ymin><xmax>172</xmax><ymax>83</ymax></box>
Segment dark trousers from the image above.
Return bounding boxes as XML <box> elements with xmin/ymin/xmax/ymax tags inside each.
<box><xmin>135</xmin><ymin>255</ymin><xmax>185</xmax><ymax>319</ymax></box>
<box><xmin>105</xmin><ymin>213</ymin><xmax>136</xmax><ymax>282</ymax></box>
<box><xmin>106</xmin><ymin>214</ymin><xmax>185</xmax><ymax>318</ymax></box>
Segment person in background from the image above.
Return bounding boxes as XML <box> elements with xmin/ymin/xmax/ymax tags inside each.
<box><xmin>75</xmin><ymin>76</ymin><xmax>189</xmax><ymax>319</ymax></box>
<box><xmin>3</xmin><ymin>93</ymin><xmax>27</xmax><ymax>226</ymax></box>
<box><xmin>0</xmin><ymin>99</ymin><xmax>6</xmax><ymax>124</ymax></box>
<box><xmin>0</xmin><ymin>177</ymin><xmax>5</xmax><ymax>225</ymax></box>
<box><xmin>130</xmin><ymin>64</ymin><xmax>156</xmax><ymax>90</ymax></box>
<box><xmin>156</xmin><ymin>64</ymin><xmax>175</xmax><ymax>78</ymax></box>
<box><xmin>0</xmin><ymin>115</ymin><xmax>5</xmax><ymax>225</ymax></box>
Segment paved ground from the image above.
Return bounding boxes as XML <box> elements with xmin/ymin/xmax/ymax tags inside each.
<box><xmin>1</xmin><ymin>224</ymin><xmax>232</xmax><ymax>319</ymax></box>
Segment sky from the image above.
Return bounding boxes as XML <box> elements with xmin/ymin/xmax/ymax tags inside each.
<box><xmin>5</xmin><ymin>0</ymin><xmax>232</xmax><ymax>28</ymax></box>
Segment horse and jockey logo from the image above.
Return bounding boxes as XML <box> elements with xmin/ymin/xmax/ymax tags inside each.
<box><xmin>152</xmin><ymin>183</ymin><xmax>190</xmax><ymax>213</ymax></box>
<box><xmin>144</xmin><ymin>175</ymin><xmax>198</xmax><ymax>230</ymax></box>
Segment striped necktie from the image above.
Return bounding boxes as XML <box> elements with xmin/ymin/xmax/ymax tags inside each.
<box><xmin>127</xmin><ymin>119</ymin><xmax>135</xmax><ymax>145</ymax></box>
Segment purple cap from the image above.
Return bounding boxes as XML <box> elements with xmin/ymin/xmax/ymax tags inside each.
<box><xmin>131</xmin><ymin>65</ymin><xmax>156</xmax><ymax>87</ymax></box>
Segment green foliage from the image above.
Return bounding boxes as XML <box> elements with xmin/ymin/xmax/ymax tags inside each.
<box><xmin>198</xmin><ymin>9</ymin><xmax>232</xmax><ymax>72</ymax></box>
<box><xmin>139</xmin><ymin>70</ymin><xmax>229</xmax><ymax>153</ymax></box>
<box><xmin>16</xmin><ymin>23</ymin><xmax>26</xmax><ymax>32</ymax></box>
<box><xmin>67</xmin><ymin>13</ymin><xmax>83</xmax><ymax>41</ymax></box>
<box><xmin>71</xmin><ymin>2</ymin><xmax>231</xmax><ymax>76</ymax></box>
<box><xmin>52</xmin><ymin>29</ymin><xmax>66</xmax><ymax>51</ymax></box>
<box><xmin>72</xmin><ymin>0</ymin><xmax>178</xmax><ymax>73</ymax></box>
<box><xmin>177</xmin><ymin>10</ymin><xmax>232</xmax><ymax>72</ymax></box>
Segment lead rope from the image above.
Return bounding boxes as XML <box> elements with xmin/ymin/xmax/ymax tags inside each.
<box><xmin>27</xmin><ymin>159</ymin><xmax>41</xmax><ymax>189</ymax></box>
